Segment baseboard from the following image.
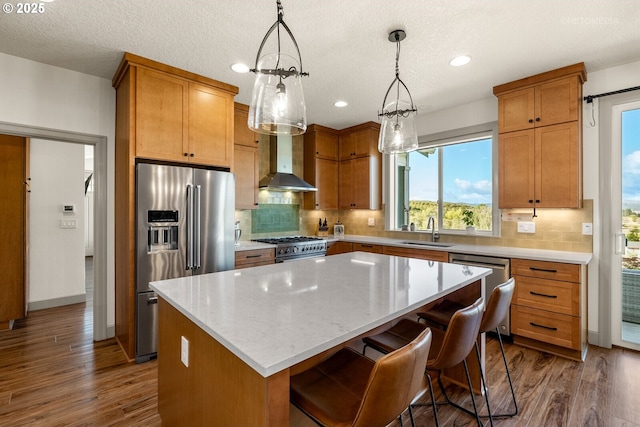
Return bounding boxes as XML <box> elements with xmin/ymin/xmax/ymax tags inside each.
<box><xmin>28</xmin><ymin>294</ymin><xmax>86</xmax><ymax>311</ymax></box>
<box><xmin>106</xmin><ymin>324</ymin><xmax>115</xmax><ymax>339</ymax></box>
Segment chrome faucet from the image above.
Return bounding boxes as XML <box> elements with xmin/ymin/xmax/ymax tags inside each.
<box><xmin>427</xmin><ymin>216</ymin><xmax>439</xmax><ymax>242</ymax></box>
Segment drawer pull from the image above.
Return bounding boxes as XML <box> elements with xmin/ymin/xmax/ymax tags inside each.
<box><xmin>529</xmin><ymin>291</ymin><xmax>558</xmax><ymax>299</ymax></box>
<box><xmin>529</xmin><ymin>267</ymin><xmax>558</xmax><ymax>273</ymax></box>
<box><xmin>360</xmin><ymin>245</ymin><xmax>374</xmax><ymax>248</ymax></box>
<box><xmin>246</xmin><ymin>254</ymin><xmax>263</xmax><ymax>259</ymax></box>
<box><xmin>530</xmin><ymin>322</ymin><xmax>558</xmax><ymax>331</ymax></box>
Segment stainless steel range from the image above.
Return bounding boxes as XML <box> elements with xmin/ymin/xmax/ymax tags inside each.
<box><xmin>252</xmin><ymin>236</ymin><xmax>327</xmax><ymax>262</ymax></box>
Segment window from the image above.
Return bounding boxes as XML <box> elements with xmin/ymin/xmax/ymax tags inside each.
<box><xmin>385</xmin><ymin>122</ymin><xmax>499</xmax><ymax>236</ymax></box>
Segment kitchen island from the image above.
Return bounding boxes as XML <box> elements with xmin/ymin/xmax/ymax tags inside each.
<box><xmin>151</xmin><ymin>252</ymin><xmax>491</xmax><ymax>427</ymax></box>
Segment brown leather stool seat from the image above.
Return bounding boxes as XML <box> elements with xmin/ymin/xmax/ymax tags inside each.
<box><xmin>362</xmin><ymin>298</ymin><xmax>485</xmax><ymax>427</ymax></box>
<box><xmin>418</xmin><ymin>278</ymin><xmax>517</xmax><ymax>419</ymax></box>
<box><xmin>290</xmin><ymin>327</ymin><xmax>432</xmax><ymax>427</ymax></box>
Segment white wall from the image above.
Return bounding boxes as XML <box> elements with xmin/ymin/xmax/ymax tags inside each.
<box><xmin>29</xmin><ymin>139</ymin><xmax>86</xmax><ymax>306</ymax></box>
<box><xmin>0</xmin><ymin>52</ymin><xmax>116</xmax><ymax>331</ymax></box>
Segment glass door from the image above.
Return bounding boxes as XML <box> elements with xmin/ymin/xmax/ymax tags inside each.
<box><xmin>612</xmin><ymin>101</ymin><xmax>640</xmax><ymax>349</ymax></box>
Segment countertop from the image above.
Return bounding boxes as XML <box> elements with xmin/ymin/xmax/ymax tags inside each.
<box><xmin>151</xmin><ymin>252</ymin><xmax>491</xmax><ymax>377</ymax></box>
<box><xmin>326</xmin><ymin>235</ymin><xmax>593</xmax><ymax>265</ymax></box>
<box><xmin>234</xmin><ymin>234</ymin><xmax>592</xmax><ymax>264</ymax></box>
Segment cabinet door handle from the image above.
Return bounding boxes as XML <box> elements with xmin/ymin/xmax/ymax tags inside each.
<box><xmin>184</xmin><ymin>152</ymin><xmax>188</xmax><ymax>157</ymax></box>
<box><xmin>529</xmin><ymin>267</ymin><xmax>558</xmax><ymax>273</ymax></box>
<box><xmin>528</xmin><ymin>119</ymin><xmax>534</xmax><ymax>123</ymax></box>
<box><xmin>535</xmin><ymin>117</ymin><xmax>541</xmax><ymax>122</ymax></box>
<box><xmin>190</xmin><ymin>153</ymin><xmax>195</xmax><ymax>157</ymax></box>
<box><xmin>529</xmin><ymin>291</ymin><xmax>557</xmax><ymax>299</ymax></box>
<box><xmin>360</xmin><ymin>244</ymin><xmax>374</xmax><ymax>248</ymax></box>
<box><xmin>246</xmin><ymin>254</ymin><xmax>263</xmax><ymax>259</ymax></box>
<box><xmin>530</xmin><ymin>322</ymin><xmax>557</xmax><ymax>331</ymax></box>
<box><xmin>528</xmin><ymin>199</ymin><xmax>534</xmax><ymax>203</ymax></box>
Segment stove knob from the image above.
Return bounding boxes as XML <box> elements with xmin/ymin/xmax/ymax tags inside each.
<box><xmin>293</xmin><ymin>247</ymin><xmax>298</xmax><ymax>253</ymax></box>
<box><xmin>285</xmin><ymin>248</ymin><xmax>291</xmax><ymax>254</ymax></box>
<box><xmin>279</xmin><ymin>249</ymin><xmax>285</xmax><ymax>255</ymax></box>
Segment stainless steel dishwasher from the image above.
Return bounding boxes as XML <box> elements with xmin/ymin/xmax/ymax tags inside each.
<box><xmin>448</xmin><ymin>253</ymin><xmax>512</xmax><ymax>336</ymax></box>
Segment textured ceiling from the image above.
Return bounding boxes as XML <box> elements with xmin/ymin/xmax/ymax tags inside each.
<box><xmin>1</xmin><ymin>0</ymin><xmax>639</xmax><ymax>130</ymax></box>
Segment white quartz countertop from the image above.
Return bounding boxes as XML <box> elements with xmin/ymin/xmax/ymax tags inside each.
<box><xmin>328</xmin><ymin>235</ymin><xmax>593</xmax><ymax>265</ymax></box>
<box><xmin>150</xmin><ymin>252</ymin><xmax>491</xmax><ymax>377</ymax></box>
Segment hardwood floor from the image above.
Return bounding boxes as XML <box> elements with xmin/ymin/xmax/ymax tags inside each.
<box><xmin>2</xmin><ymin>301</ymin><xmax>640</xmax><ymax>427</ymax></box>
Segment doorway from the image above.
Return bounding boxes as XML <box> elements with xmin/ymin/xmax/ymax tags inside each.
<box><xmin>0</xmin><ymin>122</ymin><xmax>108</xmax><ymax>341</ymax></box>
<box><xmin>611</xmin><ymin>101</ymin><xmax>640</xmax><ymax>350</ymax></box>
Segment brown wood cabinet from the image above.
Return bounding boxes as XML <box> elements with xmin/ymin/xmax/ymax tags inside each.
<box><xmin>303</xmin><ymin>125</ymin><xmax>339</xmax><ymax>210</ymax></box>
<box><xmin>326</xmin><ymin>241</ymin><xmax>353</xmax><ymax>255</ymax></box>
<box><xmin>510</xmin><ymin>258</ymin><xmax>587</xmax><ymax>361</ymax></box>
<box><xmin>0</xmin><ymin>135</ymin><xmax>29</xmax><ymax>330</ymax></box>
<box><xmin>494</xmin><ymin>63</ymin><xmax>586</xmax><ymax>209</ymax></box>
<box><xmin>112</xmin><ymin>53</ymin><xmax>238</xmax><ymax>360</ymax></box>
<box><xmin>234</xmin><ymin>103</ymin><xmax>259</xmax><ymax>210</ymax></box>
<box><xmin>338</xmin><ymin>122</ymin><xmax>381</xmax><ymax>210</ymax></box>
<box><xmin>382</xmin><ymin>246</ymin><xmax>448</xmax><ymax>262</ymax></box>
<box><xmin>352</xmin><ymin>243</ymin><xmax>383</xmax><ymax>254</ymax></box>
<box><xmin>117</xmin><ymin>53</ymin><xmax>236</xmax><ymax>168</ymax></box>
<box><xmin>235</xmin><ymin>248</ymin><xmax>275</xmax><ymax>269</ymax></box>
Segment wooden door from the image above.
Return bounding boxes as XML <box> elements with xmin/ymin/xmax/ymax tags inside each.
<box><xmin>0</xmin><ymin>135</ymin><xmax>28</xmax><ymax>327</ymax></box>
<box><xmin>315</xmin><ymin>130</ymin><xmax>339</xmax><ymax>160</ymax></box>
<box><xmin>339</xmin><ymin>132</ymin><xmax>355</xmax><ymax>160</ymax></box>
<box><xmin>497</xmin><ymin>87</ymin><xmax>535</xmax><ymax>133</ymax></box>
<box><xmin>498</xmin><ymin>129</ymin><xmax>535</xmax><ymax>208</ymax></box>
<box><xmin>188</xmin><ymin>83</ymin><xmax>234</xmax><ymax>167</ymax></box>
<box><xmin>536</xmin><ymin>123</ymin><xmax>580</xmax><ymax>208</ymax></box>
<box><xmin>535</xmin><ymin>77</ymin><xmax>579</xmax><ymax>127</ymax></box>
<box><xmin>338</xmin><ymin>160</ymin><xmax>354</xmax><ymax>209</ymax></box>
<box><xmin>353</xmin><ymin>157</ymin><xmax>371</xmax><ymax>209</ymax></box>
<box><xmin>234</xmin><ymin>103</ymin><xmax>258</xmax><ymax>148</ymax></box>
<box><xmin>234</xmin><ymin>145</ymin><xmax>259</xmax><ymax>210</ymax></box>
<box><xmin>135</xmin><ymin>67</ymin><xmax>188</xmax><ymax>161</ymax></box>
<box><xmin>315</xmin><ymin>158</ymin><xmax>339</xmax><ymax>210</ymax></box>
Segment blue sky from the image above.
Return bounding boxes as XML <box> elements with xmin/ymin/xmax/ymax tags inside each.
<box><xmin>622</xmin><ymin>108</ymin><xmax>640</xmax><ymax>203</ymax></box>
<box><xmin>409</xmin><ymin>138</ymin><xmax>492</xmax><ymax>205</ymax></box>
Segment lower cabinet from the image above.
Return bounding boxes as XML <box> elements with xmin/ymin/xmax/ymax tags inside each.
<box><xmin>235</xmin><ymin>248</ymin><xmax>275</xmax><ymax>269</ymax></box>
<box><xmin>382</xmin><ymin>246</ymin><xmax>449</xmax><ymax>262</ymax></box>
<box><xmin>353</xmin><ymin>243</ymin><xmax>383</xmax><ymax>254</ymax></box>
<box><xmin>326</xmin><ymin>241</ymin><xmax>353</xmax><ymax>255</ymax></box>
<box><xmin>510</xmin><ymin>258</ymin><xmax>586</xmax><ymax>361</ymax></box>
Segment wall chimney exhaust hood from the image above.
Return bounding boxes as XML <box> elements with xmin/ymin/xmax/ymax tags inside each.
<box><xmin>259</xmin><ymin>134</ymin><xmax>317</xmax><ymax>192</ymax></box>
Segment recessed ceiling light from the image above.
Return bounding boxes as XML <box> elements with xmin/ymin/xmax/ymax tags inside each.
<box><xmin>334</xmin><ymin>100</ymin><xmax>348</xmax><ymax>108</ymax></box>
<box><xmin>231</xmin><ymin>63</ymin><xmax>250</xmax><ymax>73</ymax></box>
<box><xmin>449</xmin><ymin>55</ymin><xmax>471</xmax><ymax>67</ymax></box>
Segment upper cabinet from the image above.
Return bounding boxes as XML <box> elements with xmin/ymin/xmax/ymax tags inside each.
<box><xmin>114</xmin><ymin>53</ymin><xmax>237</xmax><ymax>169</ymax></box>
<box><xmin>304</xmin><ymin>125</ymin><xmax>339</xmax><ymax>210</ymax></box>
<box><xmin>493</xmin><ymin>63</ymin><xmax>586</xmax><ymax>209</ymax></box>
<box><xmin>234</xmin><ymin>103</ymin><xmax>259</xmax><ymax>210</ymax></box>
<box><xmin>338</xmin><ymin>122</ymin><xmax>381</xmax><ymax>210</ymax></box>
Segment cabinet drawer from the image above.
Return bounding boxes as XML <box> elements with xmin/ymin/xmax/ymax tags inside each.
<box><xmin>353</xmin><ymin>243</ymin><xmax>383</xmax><ymax>254</ymax></box>
<box><xmin>513</xmin><ymin>275</ymin><xmax>579</xmax><ymax>315</ymax></box>
<box><xmin>511</xmin><ymin>258</ymin><xmax>580</xmax><ymax>283</ymax></box>
<box><xmin>382</xmin><ymin>246</ymin><xmax>448</xmax><ymax>262</ymax></box>
<box><xmin>235</xmin><ymin>248</ymin><xmax>275</xmax><ymax>267</ymax></box>
<box><xmin>511</xmin><ymin>305</ymin><xmax>580</xmax><ymax>350</ymax></box>
<box><xmin>326</xmin><ymin>241</ymin><xmax>353</xmax><ymax>255</ymax></box>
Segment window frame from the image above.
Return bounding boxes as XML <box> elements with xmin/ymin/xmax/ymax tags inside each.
<box><xmin>383</xmin><ymin>121</ymin><xmax>500</xmax><ymax>237</ymax></box>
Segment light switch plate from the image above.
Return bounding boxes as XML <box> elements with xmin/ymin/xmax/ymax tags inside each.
<box><xmin>60</xmin><ymin>219</ymin><xmax>77</xmax><ymax>229</ymax></box>
<box><xmin>368</xmin><ymin>218</ymin><xmax>375</xmax><ymax>226</ymax></box>
<box><xmin>582</xmin><ymin>223</ymin><xmax>593</xmax><ymax>235</ymax></box>
<box><xmin>517</xmin><ymin>221</ymin><xmax>536</xmax><ymax>233</ymax></box>
<box><xmin>181</xmin><ymin>336</ymin><xmax>189</xmax><ymax>367</ymax></box>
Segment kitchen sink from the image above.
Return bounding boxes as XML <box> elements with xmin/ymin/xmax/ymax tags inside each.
<box><xmin>400</xmin><ymin>241</ymin><xmax>452</xmax><ymax>248</ymax></box>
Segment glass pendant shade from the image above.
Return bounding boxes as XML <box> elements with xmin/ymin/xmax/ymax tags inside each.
<box><xmin>379</xmin><ymin>100</ymin><xmax>418</xmax><ymax>154</ymax></box>
<box><xmin>248</xmin><ymin>53</ymin><xmax>307</xmax><ymax>136</ymax></box>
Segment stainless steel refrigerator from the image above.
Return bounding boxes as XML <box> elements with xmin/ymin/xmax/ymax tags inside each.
<box><xmin>135</xmin><ymin>162</ymin><xmax>235</xmax><ymax>362</ymax></box>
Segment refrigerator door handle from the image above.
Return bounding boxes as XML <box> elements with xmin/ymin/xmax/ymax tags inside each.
<box><xmin>186</xmin><ymin>184</ymin><xmax>193</xmax><ymax>270</ymax></box>
<box><xmin>194</xmin><ymin>185</ymin><xmax>202</xmax><ymax>269</ymax></box>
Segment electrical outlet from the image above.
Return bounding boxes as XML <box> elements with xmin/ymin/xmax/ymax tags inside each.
<box><xmin>181</xmin><ymin>336</ymin><xmax>189</xmax><ymax>367</ymax></box>
<box><xmin>368</xmin><ymin>218</ymin><xmax>375</xmax><ymax>226</ymax></box>
<box><xmin>517</xmin><ymin>221</ymin><xmax>536</xmax><ymax>234</ymax></box>
<box><xmin>582</xmin><ymin>223</ymin><xmax>593</xmax><ymax>235</ymax></box>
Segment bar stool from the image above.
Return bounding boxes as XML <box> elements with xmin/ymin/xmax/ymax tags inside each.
<box><xmin>362</xmin><ymin>298</ymin><xmax>485</xmax><ymax>427</ymax></box>
<box><xmin>417</xmin><ymin>278</ymin><xmax>517</xmax><ymax>419</ymax></box>
<box><xmin>290</xmin><ymin>327</ymin><xmax>432</xmax><ymax>427</ymax></box>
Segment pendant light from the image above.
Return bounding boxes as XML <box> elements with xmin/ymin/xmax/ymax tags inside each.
<box><xmin>248</xmin><ymin>0</ymin><xmax>308</xmax><ymax>136</ymax></box>
<box><xmin>378</xmin><ymin>29</ymin><xmax>418</xmax><ymax>154</ymax></box>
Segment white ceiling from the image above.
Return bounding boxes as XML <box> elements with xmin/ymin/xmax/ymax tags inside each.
<box><xmin>1</xmin><ymin>0</ymin><xmax>639</xmax><ymax>130</ymax></box>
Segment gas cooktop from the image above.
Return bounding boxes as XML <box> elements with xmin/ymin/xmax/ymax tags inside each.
<box><xmin>252</xmin><ymin>236</ymin><xmax>327</xmax><ymax>261</ymax></box>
